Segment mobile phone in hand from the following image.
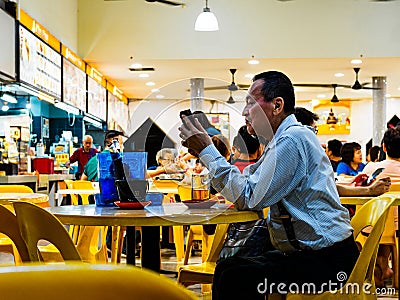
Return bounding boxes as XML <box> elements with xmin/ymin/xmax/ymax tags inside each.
<box><xmin>179</xmin><ymin>109</ymin><xmax>196</xmax><ymax>126</ymax></box>
<box><xmin>180</xmin><ymin>109</ymin><xmax>192</xmax><ymax>119</ymax></box>
<box><xmin>366</xmin><ymin>167</ymin><xmax>385</xmax><ymax>185</ymax></box>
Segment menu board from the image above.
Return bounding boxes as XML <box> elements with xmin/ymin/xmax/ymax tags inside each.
<box><xmin>0</xmin><ymin>9</ymin><xmax>15</xmax><ymax>80</ymax></box>
<box><xmin>19</xmin><ymin>25</ymin><xmax>62</xmax><ymax>99</ymax></box>
<box><xmin>87</xmin><ymin>76</ymin><xmax>106</xmax><ymax>121</ymax></box>
<box><xmin>63</xmin><ymin>58</ymin><xmax>86</xmax><ymax>111</ymax></box>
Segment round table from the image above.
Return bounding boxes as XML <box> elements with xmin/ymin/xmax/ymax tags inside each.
<box><xmin>0</xmin><ymin>193</ymin><xmax>49</xmax><ymax>208</ymax></box>
<box><xmin>46</xmin><ymin>203</ymin><xmax>261</xmax><ymax>271</ymax></box>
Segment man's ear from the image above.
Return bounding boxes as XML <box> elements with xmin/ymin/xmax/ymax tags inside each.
<box><xmin>382</xmin><ymin>143</ymin><xmax>387</xmax><ymax>153</ymax></box>
<box><xmin>273</xmin><ymin>97</ymin><xmax>284</xmax><ymax>114</ymax></box>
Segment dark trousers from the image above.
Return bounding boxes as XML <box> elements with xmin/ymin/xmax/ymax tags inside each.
<box><xmin>212</xmin><ymin>235</ymin><xmax>359</xmax><ymax>300</ymax></box>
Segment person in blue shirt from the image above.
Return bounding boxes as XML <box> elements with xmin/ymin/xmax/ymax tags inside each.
<box><xmin>336</xmin><ymin>142</ymin><xmax>366</xmax><ymax>176</ymax></box>
<box><xmin>179</xmin><ymin>71</ymin><xmax>359</xmax><ymax>299</ymax></box>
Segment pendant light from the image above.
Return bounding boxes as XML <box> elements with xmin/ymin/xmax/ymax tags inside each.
<box><xmin>195</xmin><ymin>0</ymin><xmax>219</xmax><ymax>31</ymax></box>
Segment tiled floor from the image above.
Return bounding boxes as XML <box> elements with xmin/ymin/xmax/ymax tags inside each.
<box><xmin>1</xmin><ymin>248</ymin><xmax>398</xmax><ymax>299</ymax></box>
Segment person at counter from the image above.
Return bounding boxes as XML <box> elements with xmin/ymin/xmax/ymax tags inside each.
<box><xmin>81</xmin><ymin>130</ymin><xmax>123</xmax><ymax>182</ymax></box>
<box><xmin>65</xmin><ymin>135</ymin><xmax>98</xmax><ymax>180</ymax></box>
<box><xmin>179</xmin><ymin>71</ymin><xmax>359</xmax><ymax>299</ymax></box>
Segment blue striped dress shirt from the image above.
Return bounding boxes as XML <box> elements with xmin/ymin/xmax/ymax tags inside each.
<box><xmin>200</xmin><ymin>114</ymin><xmax>353</xmax><ymax>252</ymax></box>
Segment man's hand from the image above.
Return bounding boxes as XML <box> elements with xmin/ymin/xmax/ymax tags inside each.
<box><xmin>179</xmin><ymin>116</ymin><xmax>212</xmax><ymax>157</ymax></box>
<box><xmin>368</xmin><ymin>176</ymin><xmax>391</xmax><ymax>196</ymax></box>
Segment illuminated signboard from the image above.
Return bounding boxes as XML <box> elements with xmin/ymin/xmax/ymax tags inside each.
<box><xmin>87</xmin><ymin>76</ymin><xmax>106</xmax><ymax>121</ymax></box>
<box><xmin>63</xmin><ymin>58</ymin><xmax>86</xmax><ymax>111</ymax></box>
<box><xmin>19</xmin><ymin>25</ymin><xmax>62</xmax><ymax>99</ymax></box>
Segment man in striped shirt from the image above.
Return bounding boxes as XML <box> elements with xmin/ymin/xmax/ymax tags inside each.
<box><xmin>179</xmin><ymin>71</ymin><xmax>359</xmax><ymax>299</ymax></box>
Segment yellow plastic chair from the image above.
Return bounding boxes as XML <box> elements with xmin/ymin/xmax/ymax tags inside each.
<box><xmin>70</xmin><ymin>180</ymin><xmax>96</xmax><ymax>205</ymax></box>
<box><xmin>183</xmin><ymin>225</ymin><xmax>213</xmax><ymax>264</ymax></box>
<box><xmin>0</xmin><ymin>205</ymin><xmax>30</xmax><ymax>264</ymax></box>
<box><xmin>287</xmin><ymin>195</ymin><xmax>396</xmax><ymax>300</ymax></box>
<box><xmin>0</xmin><ymin>185</ymin><xmax>34</xmax><ymax>262</ymax></box>
<box><xmin>45</xmin><ymin>180</ymin><xmax>108</xmax><ymax>263</ymax></box>
<box><xmin>178</xmin><ymin>223</ymin><xmax>229</xmax><ymax>293</ymax></box>
<box><xmin>13</xmin><ymin>202</ymin><xmax>82</xmax><ymax>262</ymax></box>
<box><xmin>0</xmin><ymin>263</ymin><xmax>197</xmax><ymax>300</ymax></box>
<box><xmin>63</xmin><ymin>179</ymin><xmax>78</xmax><ymax>205</ymax></box>
<box><xmin>0</xmin><ymin>185</ymin><xmax>33</xmax><ymax>193</ymax></box>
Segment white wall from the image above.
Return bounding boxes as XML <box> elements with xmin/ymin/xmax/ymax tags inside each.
<box><xmin>127</xmin><ymin>99</ymin><xmax>246</xmax><ymax>147</ymax></box>
<box><xmin>129</xmin><ymin>97</ymin><xmax>400</xmax><ymax>160</ymax></box>
<box><xmin>20</xmin><ymin>0</ymin><xmax>78</xmax><ymax>52</ymax></box>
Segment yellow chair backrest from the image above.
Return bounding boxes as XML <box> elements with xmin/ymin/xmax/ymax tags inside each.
<box><xmin>0</xmin><ymin>205</ymin><xmax>30</xmax><ymax>263</ymax></box>
<box><xmin>13</xmin><ymin>202</ymin><xmax>82</xmax><ymax>262</ymax></box>
<box><xmin>0</xmin><ymin>263</ymin><xmax>197</xmax><ymax>300</ymax></box>
<box><xmin>0</xmin><ymin>185</ymin><xmax>33</xmax><ymax>193</ymax></box>
<box><xmin>287</xmin><ymin>195</ymin><xmax>396</xmax><ymax>300</ymax></box>
<box><xmin>70</xmin><ymin>180</ymin><xmax>95</xmax><ymax>205</ymax></box>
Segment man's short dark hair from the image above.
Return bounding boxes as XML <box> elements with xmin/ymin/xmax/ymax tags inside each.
<box><xmin>104</xmin><ymin>130</ymin><xmax>123</xmax><ymax>147</ymax></box>
<box><xmin>294</xmin><ymin>107</ymin><xmax>319</xmax><ymax>126</ymax></box>
<box><xmin>383</xmin><ymin>126</ymin><xmax>400</xmax><ymax>158</ymax></box>
<box><xmin>327</xmin><ymin>139</ymin><xmax>342</xmax><ymax>157</ymax></box>
<box><xmin>233</xmin><ymin>125</ymin><xmax>260</xmax><ymax>155</ymax></box>
<box><xmin>253</xmin><ymin>71</ymin><xmax>295</xmax><ymax>114</ymax></box>
<box><xmin>368</xmin><ymin>145</ymin><xmax>381</xmax><ymax>162</ymax></box>
<box><xmin>340</xmin><ymin>142</ymin><xmax>361</xmax><ymax>165</ymax></box>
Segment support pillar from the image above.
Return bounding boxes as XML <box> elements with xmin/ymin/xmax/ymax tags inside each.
<box><xmin>372</xmin><ymin>76</ymin><xmax>387</xmax><ymax>145</ymax></box>
<box><xmin>190</xmin><ymin>78</ymin><xmax>204</xmax><ymax>112</ymax></box>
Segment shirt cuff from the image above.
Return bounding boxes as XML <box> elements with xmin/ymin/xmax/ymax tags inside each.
<box><xmin>199</xmin><ymin>144</ymin><xmax>224</xmax><ymax>168</ymax></box>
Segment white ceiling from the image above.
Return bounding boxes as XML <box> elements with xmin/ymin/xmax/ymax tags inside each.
<box><xmin>72</xmin><ymin>0</ymin><xmax>400</xmax><ymax>103</ymax></box>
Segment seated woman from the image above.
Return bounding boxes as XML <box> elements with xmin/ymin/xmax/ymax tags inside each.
<box><xmin>146</xmin><ymin>148</ymin><xmax>182</xmax><ymax>179</ymax></box>
<box><xmin>336</xmin><ymin>142</ymin><xmax>366</xmax><ymax>176</ymax></box>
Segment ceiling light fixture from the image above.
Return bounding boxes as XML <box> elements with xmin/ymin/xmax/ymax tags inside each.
<box><xmin>195</xmin><ymin>0</ymin><xmax>219</xmax><ymax>31</ymax></box>
<box><xmin>244</xmin><ymin>73</ymin><xmax>254</xmax><ymax>79</ymax></box>
<box><xmin>151</xmin><ymin>88</ymin><xmax>160</xmax><ymax>93</ymax></box>
<box><xmin>248</xmin><ymin>55</ymin><xmax>259</xmax><ymax>65</ymax></box>
<box><xmin>139</xmin><ymin>73</ymin><xmax>150</xmax><ymax>78</ymax></box>
<box><xmin>130</xmin><ymin>63</ymin><xmax>143</xmax><ymax>69</ymax></box>
<box><xmin>156</xmin><ymin>94</ymin><xmax>165</xmax><ymax>99</ymax></box>
<box><xmin>1</xmin><ymin>102</ymin><xmax>9</xmax><ymax>111</ymax></box>
<box><xmin>146</xmin><ymin>82</ymin><xmax>155</xmax><ymax>86</ymax></box>
<box><xmin>351</xmin><ymin>59</ymin><xmax>363</xmax><ymax>65</ymax></box>
<box><xmin>334</xmin><ymin>73</ymin><xmax>344</xmax><ymax>78</ymax></box>
<box><xmin>0</xmin><ymin>92</ymin><xmax>17</xmax><ymax>104</ymax></box>
<box><xmin>26</xmin><ymin>98</ymin><xmax>31</xmax><ymax>109</ymax></box>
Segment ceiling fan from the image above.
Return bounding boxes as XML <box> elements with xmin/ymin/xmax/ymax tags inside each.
<box><xmin>293</xmin><ymin>68</ymin><xmax>380</xmax><ymax>91</ymax></box>
<box><xmin>204</xmin><ymin>69</ymin><xmax>250</xmax><ymax>92</ymax></box>
<box><xmin>145</xmin><ymin>0</ymin><xmax>184</xmax><ymax>6</ymax></box>
<box><xmin>105</xmin><ymin>0</ymin><xmax>184</xmax><ymax>5</ymax></box>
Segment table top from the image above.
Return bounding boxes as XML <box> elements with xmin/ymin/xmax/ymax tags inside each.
<box><xmin>46</xmin><ymin>203</ymin><xmax>261</xmax><ymax>227</ymax></box>
<box><xmin>0</xmin><ymin>192</ymin><xmax>49</xmax><ymax>206</ymax></box>
<box><xmin>340</xmin><ymin>192</ymin><xmax>400</xmax><ymax>205</ymax></box>
<box><xmin>57</xmin><ymin>189</ymin><xmax>100</xmax><ymax>195</ymax></box>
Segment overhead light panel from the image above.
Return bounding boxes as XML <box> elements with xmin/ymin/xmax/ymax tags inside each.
<box><xmin>83</xmin><ymin>115</ymin><xmax>102</xmax><ymax>129</ymax></box>
<box><xmin>0</xmin><ymin>93</ymin><xmax>17</xmax><ymax>104</ymax></box>
<box><xmin>195</xmin><ymin>0</ymin><xmax>219</xmax><ymax>31</ymax></box>
<box><xmin>54</xmin><ymin>101</ymin><xmax>80</xmax><ymax>115</ymax></box>
<box><xmin>351</xmin><ymin>59</ymin><xmax>363</xmax><ymax>65</ymax></box>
